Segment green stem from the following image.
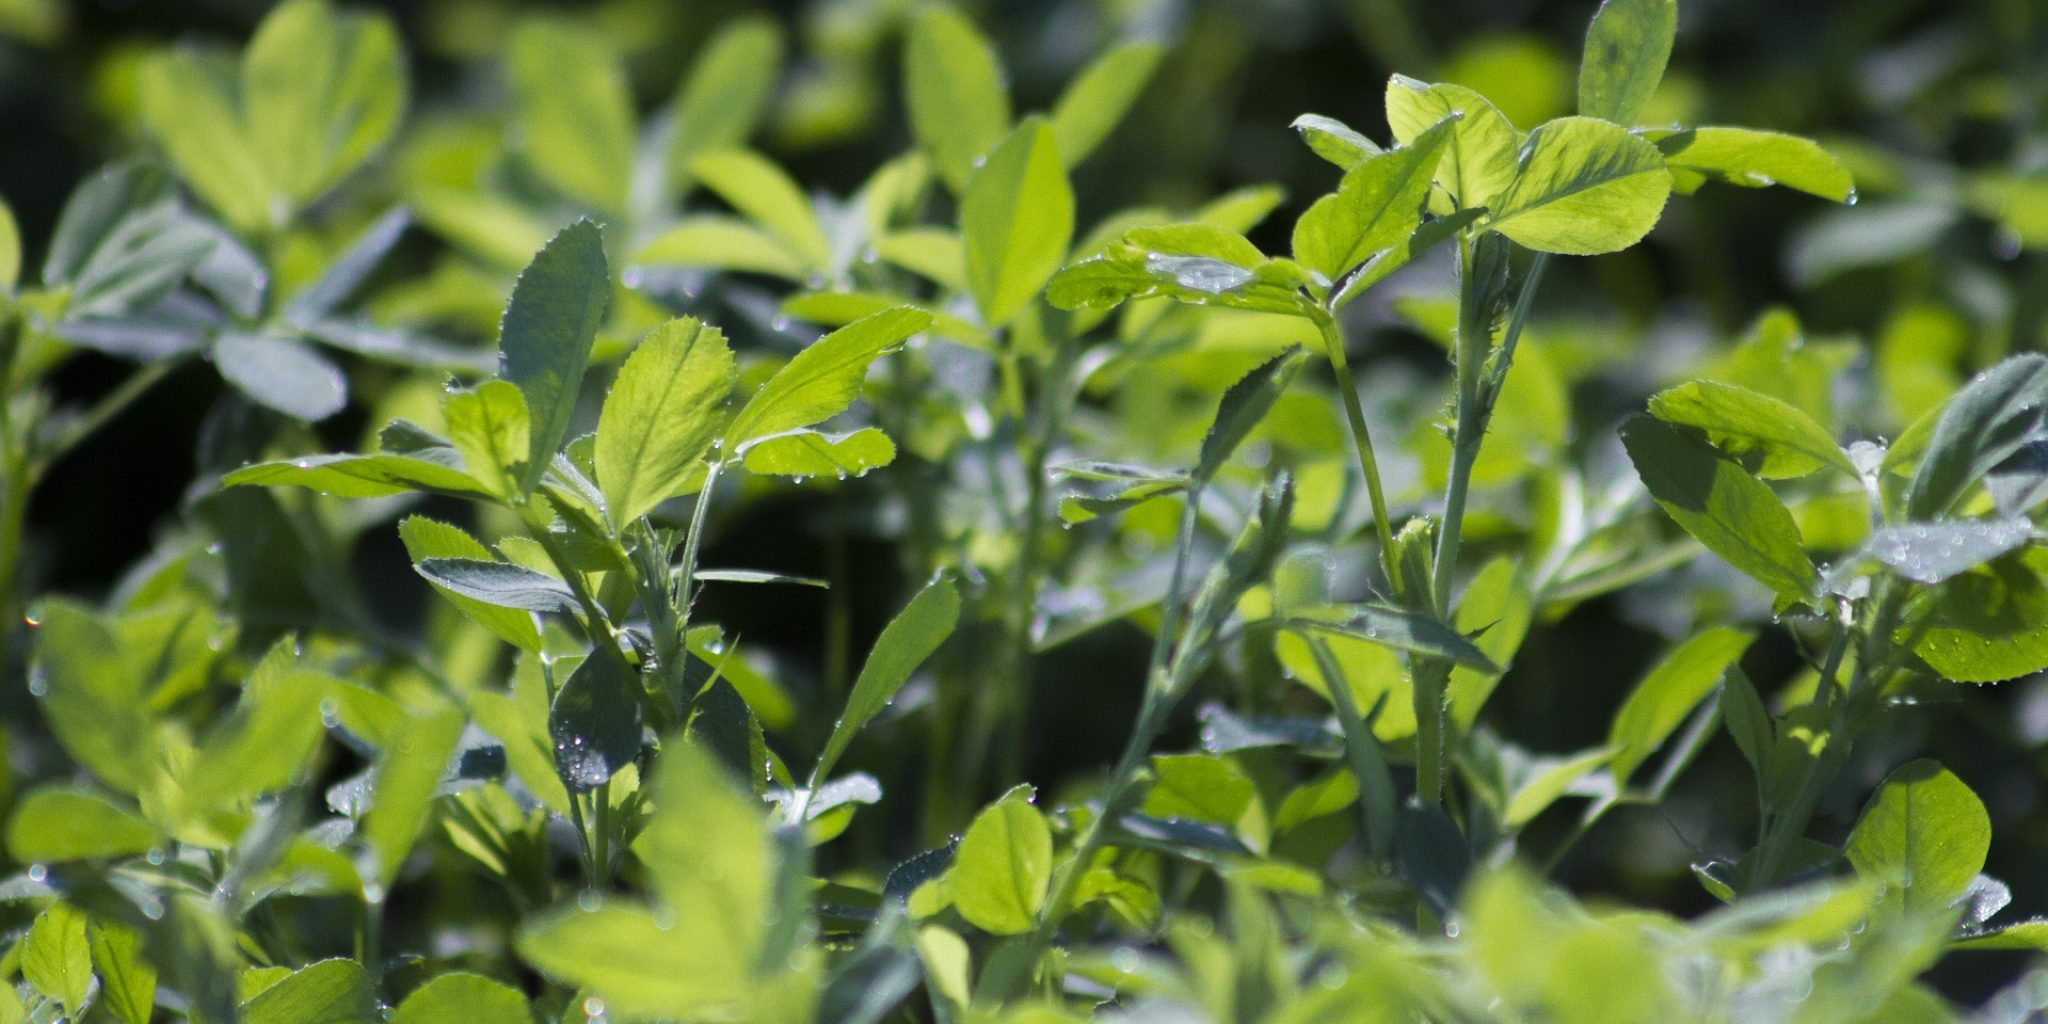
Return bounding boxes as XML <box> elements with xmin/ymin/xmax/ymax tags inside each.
<box><xmin>675</xmin><ymin>462</ymin><xmax>723</xmax><ymax>629</ymax></box>
<box><xmin>1307</xmin><ymin>636</ymin><xmax>1397</xmax><ymax>865</ymax></box>
<box><xmin>35</xmin><ymin>360</ymin><xmax>178</xmax><ymax>475</ymax></box>
<box><xmin>1311</xmin><ymin>309</ymin><xmax>1400</xmax><ymax>592</ymax></box>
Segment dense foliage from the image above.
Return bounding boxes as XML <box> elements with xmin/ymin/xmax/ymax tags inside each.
<box><xmin>2</xmin><ymin>0</ymin><xmax>2047</xmax><ymax>1020</ymax></box>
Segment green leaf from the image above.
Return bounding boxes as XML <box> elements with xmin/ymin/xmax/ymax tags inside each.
<box><xmin>242</xmin><ymin>0</ymin><xmax>406</xmax><ymax>208</ymax></box>
<box><xmin>24</xmin><ymin>905</ymin><xmax>91</xmax><ymax>1014</ymax></box>
<box><xmin>1291</xmin><ymin>113</ymin><xmax>1381</xmax><ymax>170</ymax></box>
<box><xmin>519</xmin><ymin>904</ymin><xmax>752</xmax><ymax>1021</ymax></box>
<box><xmin>782</xmin><ymin>290</ymin><xmax>989</xmax><ymax>350</ymax></box>
<box><xmin>0</xmin><ymin>197</ymin><xmax>17</xmax><ymax>289</ymax></box>
<box><xmin>634</xmin><ymin>742</ymin><xmax>774</xmax><ymax>953</ymax></box>
<box><xmin>1864</xmin><ymin>518</ymin><xmax>2034</xmax><ymax>586</ymax></box>
<box><xmin>692</xmin><ymin>150</ymin><xmax>830</xmax><ymax>271</ymax></box>
<box><xmin>1048</xmin><ymin>42</ymin><xmax>1162</xmax><ymax>168</ymax></box>
<box><xmin>1903</xmin><ymin>354</ymin><xmax>2048</xmax><ymax>521</ymax></box>
<box><xmin>1721</xmin><ymin>668</ymin><xmax>1774</xmax><ymax>774</ymax></box>
<box><xmin>1144</xmin><ymin>754</ymin><xmax>1255</xmax><ymax>826</ymax></box>
<box><xmin>548</xmin><ymin>654</ymin><xmax>642</xmax><ymax>792</ymax></box>
<box><xmin>1607</xmin><ymin>627</ymin><xmax>1754</xmax><ymax>786</ymax></box>
<box><xmin>362</xmin><ymin>704</ymin><xmax>465</xmax><ymax>888</ymax></box>
<box><xmin>668</xmin><ymin>16</ymin><xmax>784</xmax><ymax>193</ymax></box>
<box><xmin>43</xmin><ymin>162</ymin><xmax>170</xmax><ymax>286</ymax></box>
<box><xmin>1286</xmin><ymin>605</ymin><xmax>1499</xmax><ymax>672</ymax></box>
<box><xmin>1577</xmin><ymin>0</ymin><xmax>1675</xmax><ymax>125</ymax></box>
<box><xmin>1621</xmin><ymin>415</ymin><xmax>1816</xmax><ymax>603</ymax></box>
<box><xmin>30</xmin><ymin>600</ymin><xmax>153</xmax><ymax>794</ymax></box>
<box><xmin>597</xmin><ymin>316</ymin><xmax>736</xmax><ymax>527</ymax></box>
<box><xmin>499</xmin><ymin>220</ymin><xmax>612</xmax><ymax>493</ymax></box>
<box><xmin>632</xmin><ymin>216</ymin><xmax>809</xmax><ymax>280</ymax></box>
<box><xmin>1846</xmin><ymin>760</ymin><xmax>1990</xmax><ymax>915</ymax></box>
<box><xmin>1909</xmin><ymin>551</ymin><xmax>2048</xmax><ymax>683</ymax></box>
<box><xmin>1647</xmin><ymin>380</ymin><xmax>1854</xmax><ymax>479</ymax></box>
<box><xmin>1046</xmin><ymin>226</ymin><xmax>1314</xmax><ymax>317</ymax></box>
<box><xmin>1385</xmin><ymin>76</ymin><xmax>1519</xmax><ymax>210</ymax></box>
<box><xmin>1487</xmin><ymin>116</ymin><xmax>1671</xmax><ymax>255</ymax></box>
<box><xmin>223</xmin><ymin>452</ymin><xmax>492</xmax><ymax>500</ymax></box>
<box><xmin>5</xmin><ymin>787</ymin><xmax>160</xmax><ymax>862</ymax></box>
<box><xmin>1197</xmin><ymin>347</ymin><xmax>1306</xmax><ymax>484</ymax></box>
<box><xmin>903</xmin><ymin>7</ymin><xmax>1011</xmax><ymax>193</ymax></box>
<box><xmin>88</xmin><ymin>922</ymin><xmax>157</xmax><ymax>1024</ymax></box>
<box><xmin>963</xmin><ymin>117</ymin><xmax>1073</xmax><ymax>329</ymax></box>
<box><xmin>415</xmin><ymin>558</ymin><xmax>578</xmax><ymax>614</ymax></box>
<box><xmin>508</xmin><ymin>19</ymin><xmax>635</xmax><ymax>211</ymax></box>
<box><xmin>1502</xmin><ymin>747</ymin><xmax>1616</xmax><ymax>827</ymax></box>
<box><xmin>1292</xmin><ymin>116</ymin><xmax>1456</xmax><ymax>280</ymax></box>
<box><xmin>214</xmin><ymin>332</ymin><xmax>348</xmax><ymax>422</ymax></box>
<box><xmin>179</xmin><ymin>675</ymin><xmax>326</xmax><ymax>821</ymax></box>
<box><xmin>724</xmin><ymin>306</ymin><xmax>931</xmax><ymax>451</ymax></box>
<box><xmin>390</xmin><ymin>972</ymin><xmax>530</xmax><ymax>1024</ymax></box>
<box><xmin>241</xmin><ymin>959</ymin><xmax>376</xmax><ymax>1024</ymax></box>
<box><xmin>741</xmin><ymin>427</ymin><xmax>897</xmax><ymax>479</ymax></box>
<box><xmin>813</xmin><ymin>577</ymin><xmax>960</xmax><ymax>786</ymax></box>
<box><xmin>952</xmin><ymin>789</ymin><xmax>1052</xmax><ymax>935</ymax></box>
<box><xmin>1653</xmin><ymin>127</ymin><xmax>1855</xmax><ymax>203</ymax></box>
<box><xmin>443</xmin><ymin>380</ymin><xmax>533</xmax><ymax>498</ymax></box>
<box><xmin>136</xmin><ymin>54</ymin><xmax>269</xmax><ymax>233</ymax></box>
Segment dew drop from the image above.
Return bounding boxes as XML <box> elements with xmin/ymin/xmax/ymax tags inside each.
<box><xmin>1843</xmin><ymin>188</ymin><xmax>1859</xmax><ymax>206</ymax></box>
<box><xmin>25</xmin><ymin>864</ymin><xmax>46</xmax><ymax>883</ymax></box>
<box><xmin>20</xmin><ymin>611</ymin><xmax>39</xmax><ymax>628</ymax></box>
<box><xmin>145</xmin><ymin>848</ymin><xmax>166</xmax><ymax>866</ymax></box>
<box><xmin>577</xmin><ymin>889</ymin><xmax>603</xmax><ymax>912</ymax></box>
<box><xmin>25</xmin><ymin>672</ymin><xmax>46</xmax><ymax>698</ymax></box>
<box><xmin>769</xmin><ymin>315</ymin><xmax>791</xmax><ymax>332</ymax></box>
<box><xmin>582</xmin><ymin>995</ymin><xmax>608</xmax><ymax>1021</ymax></box>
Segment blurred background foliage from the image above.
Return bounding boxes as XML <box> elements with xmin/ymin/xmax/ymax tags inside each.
<box><xmin>2</xmin><ymin>0</ymin><xmax>2047</xmax><ymax>1011</ymax></box>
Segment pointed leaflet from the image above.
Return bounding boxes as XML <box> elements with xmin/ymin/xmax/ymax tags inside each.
<box><xmin>597</xmin><ymin>317</ymin><xmax>736</xmax><ymax>527</ymax></box>
<box><xmin>443</xmin><ymin>380</ymin><xmax>532</xmax><ymax>498</ymax></box>
<box><xmin>1654</xmin><ymin>128</ymin><xmax>1855</xmax><ymax>203</ymax></box>
<box><xmin>1647</xmin><ymin>379</ymin><xmax>1855</xmax><ymax>479</ymax></box>
<box><xmin>1621</xmin><ymin>415</ymin><xmax>1816</xmax><ymax>603</ymax></box>
<box><xmin>414</xmin><ymin>558</ymin><xmax>580</xmax><ymax>614</ymax></box>
<box><xmin>31</xmin><ymin>600</ymin><xmax>153</xmax><ymax>794</ymax></box>
<box><xmin>549</xmin><ymin>654</ymin><xmax>642</xmax><ymax>792</ymax></box>
<box><xmin>1607</xmin><ymin>627</ymin><xmax>1753</xmax><ymax>786</ymax></box>
<box><xmin>242</xmin><ymin>0</ymin><xmax>407</xmax><ymax>208</ymax></box>
<box><xmin>1292</xmin><ymin>114</ymin><xmax>1381</xmax><ymax>170</ymax></box>
<box><xmin>1385</xmin><ymin>77</ymin><xmax>1519</xmax><ymax>210</ymax></box>
<box><xmin>1197</xmin><ymin>347</ymin><xmax>1307</xmax><ymax>484</ymax></box>
<box><xmin>668</xmin><ymin>17</ymin><xmax>784</xmax><ymax>192</ymax></box>
<box><xmin>812</xmin><ymin>577</ymin><xmax>960</xmax><ymax>786</ymax></box>
<box><xmin>964</xmin><ymin>117</ymin><xmax>1073</xmax><ymax>329</ymax></box>
<box><xmin>225</xmin><ymin>452</ymin><xmax>491</xmax><ymax>500</ymax></box>
<box><xmin>24</xmin><ymin>904</ymin><xmax>91</xmax><ymax>1015</ymax></box>
<box><xmin>1488</xmin><ymin>117</ymin><xmax>1672</xmax><ymax>255</ymax></box>
<box><xmin>499</xmin><ymin>220</ymin><xmax>612</xmax><ymax>493</ymax></box>
<box><xmin>723</xmin><ymin>306</ymin><xmax>932</xmax><ymax>451</ymax></box>
<box><xmin>398</xmin><ymin>517</ymin><xmax>542</xmax><ymax>651</ymax></box>
<box><xmin>742</xmin><ymin>428</ymin><xmax>897</xmax><ymax>479</ymax></box>
<box><xmin>136</xmin><ymin>54</ymin><xmax>269</xmax><ymax>233</ymax></box>
<box><xmin>240</xmin><ymin>958</ymin><xmax>376</xmax><ymax>1024</ymax></box>
<box><xmin>1291</xmin><ymin>116</ymin><xmax>1457</xmax><ymax>280</ymax></box>
<box><xmin>1846</xmin><ymin>760</ymin><xmax>1990</xmax><ymax>914</ymax></box>
<box><xmin>903</xmin><ymin>7</ymin><xmax>1011</xmax><ymax>193</ymax></box>
<box><xmin>362</xmin><ymin>704</ymin><xmax>465</xmax><ymax>888</ymax></box>
<box><xmin>509</xmin><ymin>19</ymin><xmax>635</xmax><ymax>212</ymax></box>
<box><xmin>1049</xmin><ymin>42</ymin><xmax>1162</xmax><ymax>169</ymax></box>
<box><xmin>692</xmin><ymin>150</ymin><xmax>830</xmax><ymax>271</ymax></box>
<box><xmin>1903</xmin><ymin>353</ymin><xmax>2048</xmax><ymax>521</ymax></box>
<box><xmin>1577</xmin><ymin>0</ymin><xmax>1676</xmax><ymax>125</ymax></box>
<box><xmin>1287</xmin><ymin>605</ymin><xmax>1498</xmax><ymax>672</ymax></box>
<box><xmin>952</xmin><ymin>789</ymin><xmax>1053</xmax><ymax>935</ymax></box>
<box><xmin>89</xmin><ymin>923</ymin><xmax>156</xmax><ymax>1024</ymax></box>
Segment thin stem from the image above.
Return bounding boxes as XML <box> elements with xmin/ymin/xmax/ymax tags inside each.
<box><xmin>1311</xmin><ymin>309</ymin><xmax>1400</xmax><ymax>592</ymax></box>
<box><xmin>35</xmin><ymin>360</ymin><xmax>179</xmax><ymax>474</ymax></box>
<box><xmin>1307</xmin><ymin>636</ymin><xmax>1397</xmax><ymax>865</ymax></box>
<box><xmin>675</xmin><ymin>461</ymin><xmax>723</xmax><ymax>629</ymax></box>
